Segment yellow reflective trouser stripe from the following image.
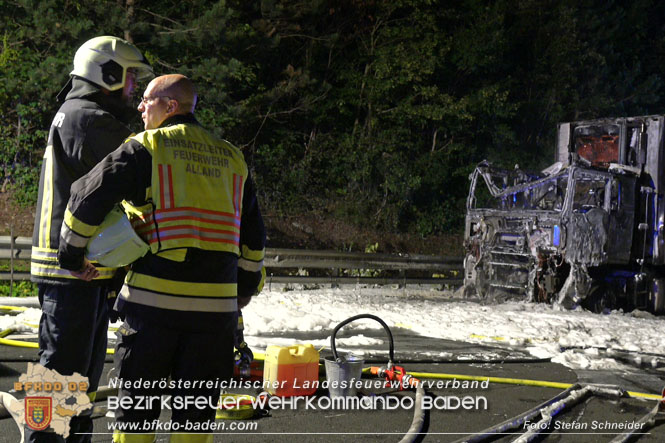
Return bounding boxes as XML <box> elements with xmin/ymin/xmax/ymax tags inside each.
<box><xmin>126</xmin><ymin>272</ymin><xmax>237</xmax><ymax>297</ymax></box>
<box><xmin>170</xmin><ymin>433</ymin><xmax>213</xmax><ymax>443</ymax></box>
<box><xmin>241</xmin><ymin>245</ymin><xmax>265</xmax><ymax>261</ymax></box>
<box><xmin>64</xmin><ymin>207</ymin><xmax>98</xmax><ymax>237</ymax></box>
<box><xmin>119</xmin><ymin>286</ymin><xmax>237</xmax><ymax>312</ymax></box>
<box><xmin>113</xmin><ymin>430</ymin><xmax>155</xmax><ymax>443</ymax></box>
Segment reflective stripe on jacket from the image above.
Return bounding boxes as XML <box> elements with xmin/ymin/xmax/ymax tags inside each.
<box><xmin>58</xmin><ymin>114</ymin><xmax>266</xmax><ymax>313</ymax></box>
<box><xmin>127</xmin><ymin>124</ymin><xmax>248</xmax><ymax>255</ymax></box>
<box><xmin>31</xmin><ymin>79</ymin><xmax>130</xmax><ymax>284</ymax></box>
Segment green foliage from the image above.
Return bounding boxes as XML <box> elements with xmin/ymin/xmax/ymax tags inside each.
<box><xmin>9</xmin><ymin>164</ymin><xmax>40</xmax><ymax>207</ymax></box>
<box><xmin>0</xmin><ymin>281</ymin><xmax>38</xmax><ymax>298</ymax></box>
<box><xmin>1</xmin><ymin>0</ymin><xmax>664</xmax><ymax>239</ymax></box>
<box><xmin>0</xmin><ymin>258</ymin><xmax>35</xmax><ymax>297</ymax></box>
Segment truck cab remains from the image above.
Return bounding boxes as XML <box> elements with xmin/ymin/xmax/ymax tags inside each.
<box><xmin>463</xmin><ymin>115</ymin><xmax>665</xmax><ymax>314</ymax></box>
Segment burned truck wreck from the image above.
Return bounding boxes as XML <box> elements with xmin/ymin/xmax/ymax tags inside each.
<box><xmin>463</xmin><ymin>115</ymin><xmax>665</xmax><ymax>314</ymax></box>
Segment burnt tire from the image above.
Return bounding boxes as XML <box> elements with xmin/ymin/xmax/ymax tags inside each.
<box><xmin>582</xmin><ymin>281</ymin><xmax>616</xmax><ymax>314</ymax></box>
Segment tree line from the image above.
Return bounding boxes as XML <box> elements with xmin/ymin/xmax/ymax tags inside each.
<box><xmin>1</xmin><ymin>0</ymin><xmax>664</xmax><ymax>236</ymax></box>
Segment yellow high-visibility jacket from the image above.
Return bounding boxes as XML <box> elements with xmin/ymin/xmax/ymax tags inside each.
<box><xmin>58</xmin><ymin>114</ymin><xmax>266</xmax><ymax>315</ymax></box>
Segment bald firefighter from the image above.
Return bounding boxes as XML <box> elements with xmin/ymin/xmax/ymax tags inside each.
<box><xmin>58</xmin><ymin>74</ymin><xmax>266</xmax><ymax>442</ymax></box>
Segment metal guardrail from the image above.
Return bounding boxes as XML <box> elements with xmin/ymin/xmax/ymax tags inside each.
<box><xmin>0</xmin><ymin>236</ymin><xmax>31</xmax><ymax>260</ymax></box>
<box><xmin>265</xmin><ymin>248</ymin><xmax>462</xmax><ymax>271</ymax></box>
<box><xmin>0</xmin><ymin>236</ymin><xmax>464</xmax><ymax>286</ymax></box>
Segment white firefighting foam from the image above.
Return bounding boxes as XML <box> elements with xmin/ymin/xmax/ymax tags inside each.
<box><xmin>242</xmin><ymin>286</ymin><xmax>665</xmax><ymax>372</ymax></box>
<box><xmin>1</xmin><ymin>286</ymin><xmax>664</xmax><ymax>372</ymax></box>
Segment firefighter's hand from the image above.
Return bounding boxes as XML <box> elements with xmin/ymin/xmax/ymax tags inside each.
<box><xmin>235</xmin><ymin>341</ymin><xmax>254</xmax><ymax>364</ymax></box>
<box><xmin>70</xmin><ymin>258</ymin><xmax>99</xmax><ymax>281</ymax></box>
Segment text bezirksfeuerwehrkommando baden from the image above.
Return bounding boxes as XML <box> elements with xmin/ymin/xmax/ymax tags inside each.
<box><xmin>108</xmin><ymin>377</ymin><xmax>490</xmax><ymax>391</ymax></box>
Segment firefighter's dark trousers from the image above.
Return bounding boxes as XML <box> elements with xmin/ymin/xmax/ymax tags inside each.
<box><xmin>25</xmin><ymin>284</ymin><xmax>110</xmax><ymax>443</ymax></box>
<box><xmin>112</xmin><ymin>310</ymin><xmax>235</xmax><ymax>442</ymax></box>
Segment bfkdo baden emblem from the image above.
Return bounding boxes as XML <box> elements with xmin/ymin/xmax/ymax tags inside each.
<box><xmin>25</xmin><ymin>397</ymin><xmax>52</xmax><ymax>431</ymax></box>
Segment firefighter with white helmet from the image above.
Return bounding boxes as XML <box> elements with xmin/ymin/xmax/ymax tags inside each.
<box><xmin>70</xmin><ymin>36</ymin><xmax>154</xmax><ymax>92</ymax></box>
<box><xmin>29</xmin><ymin>36</ymin><xmax>152</xmax><ymax>442</ymax></box>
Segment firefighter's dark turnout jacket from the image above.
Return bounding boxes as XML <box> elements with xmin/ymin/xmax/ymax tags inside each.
<box><xmin>31</xmin><ymin>78</ymin><xmax>132</xmax><ymax>284</ymax></box>
<box><xmin>27</xmin><ymin>78</ymin><xmax>134</xmax><ymax>443</ymax></box>
<box><xmin>58</xmin><ymin>113</ymin><xmax>266</xmax><ymax>322</ymax></box>
<box><xmin>58</xmin><ymin>114</ymin><xmax>265</xmax><ymax>440</ymax></box>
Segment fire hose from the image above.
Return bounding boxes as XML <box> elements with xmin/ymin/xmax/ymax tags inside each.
<box><xmin>329</xmin><ymin>313</ymin><xmax>430</xmax><ymax>443</ymax></box>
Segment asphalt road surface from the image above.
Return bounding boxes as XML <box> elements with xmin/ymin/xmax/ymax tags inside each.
<box><xmin>1</xmin><ymin>322</ymin><xmax>663</xmax><ymax>442</ymax></box>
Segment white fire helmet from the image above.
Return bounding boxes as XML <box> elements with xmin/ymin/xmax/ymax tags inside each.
<box><xmin>71</xmin><ymin>36</ymin><xmax>153</xmax><ymax>91</ymax></box>
<box><xmin>86</xmin><ymin>207</ymin><xmax>149</xmax><ymax>267</ymax></box>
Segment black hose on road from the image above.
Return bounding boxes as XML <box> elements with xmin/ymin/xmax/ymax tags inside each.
<box><xmin>330</xmin><ymin>313</ymin><xmax>431</xmax><ymax>443</ymax></box>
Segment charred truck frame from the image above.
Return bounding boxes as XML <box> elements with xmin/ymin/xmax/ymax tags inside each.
<box><xmin>464</xmin><ymin>115</ymin><xmax>665</xmax><ymax>314</ymax></box>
